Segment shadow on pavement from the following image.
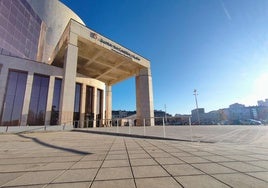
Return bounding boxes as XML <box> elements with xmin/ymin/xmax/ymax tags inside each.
<box><xmin>16</xmin><ymin>133</ymin><xmax>91</xmax><ymax>155</ymax></box>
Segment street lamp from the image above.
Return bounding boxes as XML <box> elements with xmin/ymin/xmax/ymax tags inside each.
<box><xmin>193</xmin><ymin>89</ymin><xmax>200</xmax><ymax>125</ymax></box>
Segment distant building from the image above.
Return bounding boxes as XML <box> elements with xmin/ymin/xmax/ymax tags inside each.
<box><xmin>191</xmin><ymin>108</ymin><xmax>205</xmax><ymax>124</ymax></box>
<box><xmin>112</xmin><ymin>110</ymin><xmax>136</xmax><ymax>119</ymax></box>
<box><xmin>228</xmin><ymin>103</ymin><xmax>249</xmax><ymax>124</ymax></box>
<box><xmin>189</xmin><ymin>103</ymin><xmax>265</xmax><ymax>125</ymax></box>
<box><xmin>258</xmin><ymin>99</ymin><xmax>268</xmax><ymax>107</ymax></box>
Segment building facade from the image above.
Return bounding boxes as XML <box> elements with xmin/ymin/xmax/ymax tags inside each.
<box><xmin>0</xmin><ymin>0</ymin><xmax>154</xmax><ymax>127</ymax></box>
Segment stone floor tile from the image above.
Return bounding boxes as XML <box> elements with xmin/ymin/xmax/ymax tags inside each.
<box><xmin>105</xmin><ymin>154</ymin><xmax>128</xmax><ymax>160</ymax></box>
<box><xmin>52</xmin><ymin>156</ymin><xmax>84</xmax><ymax>163</ymax></box>
<box><xmin>179</xmin><ymin>156</ymin><xmax>209</xmax><ymax>163</ymax></box>
<box><xmin>154</xmin><ymin>157</ymin><xmax>184</xmax><ymax>165</ymax></box>
<box><xmin>0</xmin><ymin>172</ymin><xmax>24</xmax><ymax>186</ymax></box>
<box><xmin>247</xmin><ymin>172</ymin><xmax>268</xmax><ymax>182</ymax></box>
<box><xmin>33</xmin><ymin>162</ymin><xmax>75</xmax><ymax>171</ymax></box>
<box><xmin>248</xmin><ymin>155</ymin><xmax>268</xmax><ymax>160</ymax></box>
<box><xmin>46</xmin><ymin>182</ymin><xmax>91</xmax><ymax>188</ymax></box>
<box><xmin>53</xmin><ymin>168</ymin><xmax>97</xmax><ymax>183</ymax></box>
<box><xmin>71</xmin><ymin>160</ymin><xmax>102</xmax><ymax>169</ymax></box>
<box><xmin>149</xmin><ymin>152</ymin><xmax>172</xmax><ymax>158</ymax></box>
<box><xmin>192</xmin><ymin>163</ymin><xmax>235</xmax><ymax>174</ymax></box>
<box><xmin>213</xmin><ymin>173</ymin><xmax>268</xmax><ymax>188</ymax></box>
<box><xmin>189</xmin><ymin>151</ymin><xmax>214</xmax><ymax>156</ymax></box>
<box><xmin>91</xmin><ymin>179</ymin><xmax>135</xmax><ymax>188</ymax></box>
<box><xmin>132</xmin><ymin>165</ymin><xmax>169</xmax><ymax>178</ymax></box>
<box><xmin>136</xmin><ymin>177</ymin><xmax>182</xmax><ymax>188</ymax></box>
<box><xmin>0</xmin><ymin>163</ymin><xmax>41</xmax><ymax>173</ymax></box>
<box><xmin>95</xmin><ymin>167</ymin><xmax>132</xmax><ymax>180</ymax></box>
<box><xmin>4</xmin><ymin>170</ymin><xmax>63</xmax><ymax>187</ymax></box>
<box><xmin>102</xmin><ymin>159</ymin><xmax>129</xmax><ymax>168</ymax></box>
<box><xmin>219</xmin><ymin>161</ymin><xmax>266</xmax><ymax>172</ymax></box>
<box><xmin>170</xmin><ymin>152</ymin><xmax>193</xmax><ymax>157</ymax></box>
<box><xmin>247</xmin><ymin>161</ymin><xmax>268</xmax><ymax>170</ymax></box>
<box><xmin>176</xmin><ymin>174</ymin><xmax>229</xmax><ymax>188</ymax></box>
<box><xmin>6</xmin><ymin>184</ymin><xmax>45</xmax><ymax>188</ymax></box>
<box><xmin>202</xmin><ymin>155</ymin><xmax>234</xmax><ymax>162</ymax></box>
<box><xmin>130</xmin><ymin>158</ymin><xmax>157</xmax><ymax>166</ymax></box>
<box><xmin>224</xmin><ymin>155</ymin><xmax>258</xmax><ymax>161</ymax></box>
<box><xmin>164</xmin><ymin>164</ymin><xmax>203</xmax><ymax>176</ymax></box>
<box><xmin>127</xmin><ymin>150</ymin><xmax>147</xmax><ymax>154</ymax></box>
<box><xmin>108</xmin><ymin>150</ymin><xmax>127</xmax><ymax>155</ymax></box>
<box><xmin>81</xmin><ymin>154</ymin><xmax>106</xmax><ymax>161</ymax></box>
<box><xmin>128</xmin><ymin>153</ymin><xmax>151</xmax><ymax>159</ymax></box>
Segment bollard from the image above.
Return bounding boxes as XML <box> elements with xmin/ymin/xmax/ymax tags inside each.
<box><xmin>189</xmin><ymin>116</ymin><xmax>193</xmax><ymax>142</ymax></box>
<box><xmin>6</xmin><ymin>126</ymin><xmax>8</xmax><ymax>133</ymax></box>
<box><xmin>128</xmin><ymin>119</ymin><xmax>131</xmax><ymax>134</ymax></box>
<box><xmin>143</xmin><ymin>118</ymin><xmax>146</xmax><ymax>136</ymax></box>
<box><xmin>163</xmin><ymin>117</ymin><xmax>166</xmax><ymax>138</ymax></box>
<box><xmin>117</xmin><ymin>119</ymin><xmax>119</xmax><ymax>133</ymax></box>
<box><xmin>63</xmin><ymin>123</ymin><xmax>66</xmax><ymax>131</ymax></box>
<box><xmin>44</xmin><ymin>124</ymin><xmax>47</xmax><ymax>131</ymax></box>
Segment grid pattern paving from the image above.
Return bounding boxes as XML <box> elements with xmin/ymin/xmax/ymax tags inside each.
<box><xmin>0</xmin><ymin>131</ymin><xmax>267</xmax><ymax>188</ymax></box>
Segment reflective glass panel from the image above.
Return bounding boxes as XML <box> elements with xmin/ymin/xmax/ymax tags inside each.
<box><xmin>50</xmin><ymin>78</ymin><xmax>62</xmax><ymax>125</ymax></box>
<box><xmin>1</xmin><ymin>70</ymin><xmax>27</xmax><ymax>126</ymax></box>
<box><xmin>27</xmin><ymin>74</ymin><xmax>49</xmax><ymax>125</ymax></box>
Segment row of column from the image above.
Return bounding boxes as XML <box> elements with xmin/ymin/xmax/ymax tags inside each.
<box><xmin>58</xmin><ymin>33</ymin><xmax>112</xmax><ymax>127</ymax></box>
<box><xmin>0</xmin><ymin>31</ymin><xmax>154</xmax><ymax>126</ymax></box>
<box><xmin>60</xmin><ymin>32</ymin><xmax>154</xmax><ymax>126</ymax></box>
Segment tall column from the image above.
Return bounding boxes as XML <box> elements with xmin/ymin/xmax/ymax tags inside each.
<box><xmin>136</xmin><ymin>68</ymin><xmax>154</xmax><ymax>126</ymax></box>
<box><xmin>93</xmin><ymin>87</ymin><xmax>97</xmax><ymax>127</ymax></box>
<box><xmin>59</xmin><ymin>33</ymin><xmax>78</xmax><ymax>125</ymax></box>
<box><xmin>21</xmin><ymin>72</ymin><xmax>34</xmax><ymax>126</ymax></box>
<box><xmin>105</xmin><ymin>85</ymin><xmax>112</xmax><ymax>126</ymax></box>
<box><xmin>80</xmin><ymin>84</ymin><xmax>86</xmax><ymax>128</ymax></box>
<box><xmin>45</xmin><ymin>76</ymin><xmax>55</xmax><ymax>125</ymax></box>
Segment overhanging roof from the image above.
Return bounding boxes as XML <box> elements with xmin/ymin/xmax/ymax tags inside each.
<box><xmin>49</xmin><ymin>19</ymin><xmax>150</xmax><ymax>85</ymax></box>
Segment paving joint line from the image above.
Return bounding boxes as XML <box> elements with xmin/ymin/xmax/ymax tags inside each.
<box><xmin>88</xmin><ymin>137</ymin><xmax>116</xmax><ymax>188</ymax></box>
<box><xmin>133</xmin><ymin>139</ymin><xmax>185</xmax><ymax>188</ymax></box>
<box><xmin>123</xmin><ymin>139</ymin><xmax>137</xmax><ymax>188</ymax></box>
<box><xmin>161</xmin><ymin>140</ymin><xmax>268</xmax><ymax>183</ymax></box>
<box><xmin>42</xmin><ymin>152</ymin><xmax>91</xmax><ymax>188</ymax></box>
<box><xmin>169</xmin><ymin>139</ymin><xmax>268</xmax><ymax>174</ymax></box>
<box><xmin>145</xmin><ymin>139</ymin><xmax>233</xmax><ymax>188</ymax></box>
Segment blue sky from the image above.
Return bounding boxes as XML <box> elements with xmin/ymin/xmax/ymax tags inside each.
<box><xmin>61</xmin><ymin>0</ymin><xmax>268</xmax><ymax>115</ymax></box>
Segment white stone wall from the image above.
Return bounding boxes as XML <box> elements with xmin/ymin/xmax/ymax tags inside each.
<box><xmin>26</xmin><ymin>0</ymin><xmax>85</xmax><ymax>63</ymax></box>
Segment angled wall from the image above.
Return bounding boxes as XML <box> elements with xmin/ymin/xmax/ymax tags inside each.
<box><xmin>0</xmin><ymin>0</ymin><xmax>42</xmax><ymax>60</ymax></box>
<box><xmin>26</xmin><ymin>0</ymin><xmax>85</xmax><ymax>63</ymax></box>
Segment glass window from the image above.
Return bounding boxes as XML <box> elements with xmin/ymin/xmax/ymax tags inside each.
<box><xmin>50</xmin><ymin>78</ymin><xmax>62</xmax><ymax>125</ymax></box>
<box><xmin>96</xmin><ymin>89</ymin><xmax>103</xmax><ymax>127</ymax></box>
<box><xmin>1</xmin><ymin>70</ymin><xmax>27</xmax><ymax>126</ymax></box>
<box><xmin>85</xmin><ymin>86</ymin><xmax>94</xmax><ymax>115</ymax></box>
<box><xmin>85</xmin><ymin>86</ymin><xmax>94</xmax><ymax>127</ymax></box>
<box><xmin>73</xmin><ymin>83</ymin><xmax>81</xmax><ymax>127</ymax></box>
<box><xmin>74</xmin><ymin>83</ymin><xmax>81</xmax><ymax>113</ymax></box>
<box><xmin>27</xmin><ymin>74</ymin><xmax>49</xmax><ymax>125</ymax></box>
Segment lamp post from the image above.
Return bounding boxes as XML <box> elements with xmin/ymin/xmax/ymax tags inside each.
<box><xmin>193</xmin><ymin>89</ymin><xmax>200</xmax><ymax>125</ymax></box>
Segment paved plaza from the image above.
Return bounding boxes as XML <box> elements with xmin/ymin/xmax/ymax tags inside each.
<box><xmin>0</xmin><ymin>127</ymin><xmax>268</xmax><ymax>187</ymax></box>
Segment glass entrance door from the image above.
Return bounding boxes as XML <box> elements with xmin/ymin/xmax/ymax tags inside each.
<box><xmin>85</xmin><ymin>86</ymin><xmax>94</xmax><ymax>127</ymax></box>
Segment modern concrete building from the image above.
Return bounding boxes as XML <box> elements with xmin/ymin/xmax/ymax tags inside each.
<box><xmin>0</xmin><ymin>0</ymin><xmax>154</xmax><ymax>127</ymax></box>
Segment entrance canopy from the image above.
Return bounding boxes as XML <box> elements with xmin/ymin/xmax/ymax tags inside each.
<box><xmin>50</xmin><ymin>19</ymin><xmax>150</xmax><ymax>85</ymax></box>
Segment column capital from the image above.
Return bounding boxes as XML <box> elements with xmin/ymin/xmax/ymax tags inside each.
<box><xmin>68</xmin><ymin>32</ymin><xmax>78</xmax><ymax>46</ymax></box>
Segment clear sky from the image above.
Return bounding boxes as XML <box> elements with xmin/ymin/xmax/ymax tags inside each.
<box><xmin>61</xmin><ymin>0</ymin><xmax>268</xmax><ymax>115</ymax></box>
